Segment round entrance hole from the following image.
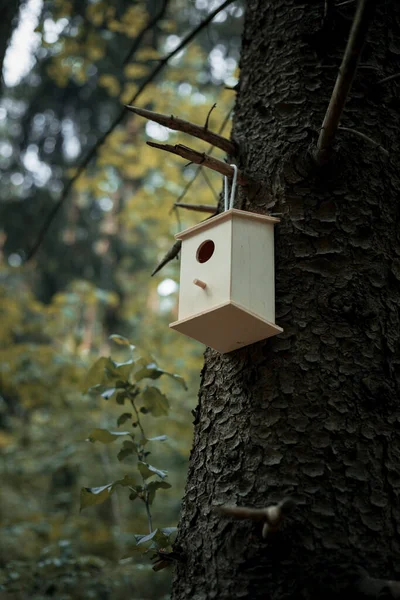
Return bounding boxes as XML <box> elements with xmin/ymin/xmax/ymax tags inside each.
<box><xmin>196</xmin><ymin>239</ymin><xmax>215</xmax><ymax>263</ymax></box>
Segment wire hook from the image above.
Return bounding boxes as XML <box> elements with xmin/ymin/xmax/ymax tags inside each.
<box><xmin>224</xmin><ymin>164</ymin><xmax>238</xmax><ymax>211</ymax></box>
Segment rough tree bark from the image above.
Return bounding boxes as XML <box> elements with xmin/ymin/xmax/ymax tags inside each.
<box><xmin>171</xmin><ymin>1</ymin><xmax>400</xmax><ymax>598</ymax></box>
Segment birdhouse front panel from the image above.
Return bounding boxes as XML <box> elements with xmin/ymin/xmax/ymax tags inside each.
<box><xmin>175</xmin><ymin>216</ymin><xmax>232</xmax><ymax>320</ymax></box>
<box><xmin>170</xmin><ymin>209</ymin><xmax>282</xmax><ymax>354</ymax></box>
<box><xmin>231</xmin><ymin>215</ymin><xmax>276</xmax><ymax>323</ymax></box>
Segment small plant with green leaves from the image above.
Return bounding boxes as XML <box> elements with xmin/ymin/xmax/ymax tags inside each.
<box><xmin>80</xmin><ymin>334</ymin><xmax>186</xmax><ymax>568</ymax></box>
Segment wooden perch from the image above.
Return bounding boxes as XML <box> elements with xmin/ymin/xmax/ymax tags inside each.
<box><xmin>174</xmin><ymin>202</ymin><xmax>217</xmax><ymax>214</ymax></box>
<box><xmin>147</xmin><ymin>142</ymin><xmax>248</xmax><ymax>185</ymax></box>
<box><xmin>215</xmin><ymin>497</ymin><xmax>296</xmax><ymax>538</ymax></box>
<box><xmin>125</xmin><ymin>105</ymin><xmax>236</xmax><ymax>155</ymax></box>
<box><xmin>314</xmin><ymin>0</ymin><xmax>377</xmax><ymax>164</ymax></box>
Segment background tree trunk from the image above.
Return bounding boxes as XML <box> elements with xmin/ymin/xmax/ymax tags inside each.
<box><xmin>171</xmin><ymin>1</ymin><xmax>400</xmax><ymax>598</ymax></box>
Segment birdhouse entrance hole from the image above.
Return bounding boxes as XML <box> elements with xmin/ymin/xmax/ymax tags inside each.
<box><xmin>196</xmin><ymin>239</ymin><xmax>215</xmax><ymax>263</ymax></box>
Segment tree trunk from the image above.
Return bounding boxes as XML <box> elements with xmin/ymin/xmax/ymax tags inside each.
<box><xmin>171</xmin><ymin>1</ymin><xmax>400</xmax><ymax>598</ymax></box>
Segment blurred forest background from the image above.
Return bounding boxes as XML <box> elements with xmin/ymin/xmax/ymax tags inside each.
<box><xmin>0</xmin><ymin>0</ymin><xmax>243</xmax><ymax>597</ymax></box>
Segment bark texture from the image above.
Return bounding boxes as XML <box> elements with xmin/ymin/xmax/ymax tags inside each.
<box><xmin>171</xmin><ymin>1</ymin><xmax>400</xmax><ymax>599</ymax></box>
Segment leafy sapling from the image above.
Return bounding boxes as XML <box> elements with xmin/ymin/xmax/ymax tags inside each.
<box><xmin>80</xmin><ymin>334</ymin><xmax>186</xmax><ymax>566</ymax></box>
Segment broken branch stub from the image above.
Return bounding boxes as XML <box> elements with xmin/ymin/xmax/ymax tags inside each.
<box><xmin>146</xmin><ymin>142</ymin><xmax>248</xmax><ymax>185</ymax></box>
<box><xmin>126</xmin><ymin>104</ymin><xmax>236</xmax><ymax>155</ymax></box>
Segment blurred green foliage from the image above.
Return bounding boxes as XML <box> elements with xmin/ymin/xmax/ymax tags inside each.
<box><xmin>0</xmin><ymin>0</ymin><xmax>243</xmax><ymax>596</ymax></box>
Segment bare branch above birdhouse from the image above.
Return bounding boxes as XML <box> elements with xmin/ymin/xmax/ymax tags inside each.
<box><xmin>174</xmin><ymin>203</ymin><xmax>217</xmax><ymax>214</ymax></box>
<box><xmin>147</xmin><ymin>142</ymin><xmax>248</xmax><ymax>185</ymax></box>
<box><xmin>314</xmin><ymin>0</ymin><xmax>377</xmax><ymax>165</ymax></box>
<box><xmin>125</xmin><ymin>105</ymin><xmax>236</xmax><ymax>155</ymax></box>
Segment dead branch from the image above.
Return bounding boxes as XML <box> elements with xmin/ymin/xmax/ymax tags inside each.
<box><xmin>25</xmin><ymin>0</ymin><xmax>236</xmax><ymax>261</ymax></box>
<box><xmin>338</xmin><ymin>126</ymin><xmax>389</xmax><ymax>156</ymax></box>
<box><xmin>174</xmin><ymin>203</ymin><xmax>217</xmax><ymax>214</ymax></box>
<box><xmin>376</xmin><ymin>72</ymin><xmax>400</xmax><ymax>86</ymax></box>
<box><xmin>314</xmin><ymin>0</ymin><xmax>377</xmax><ymax>165</ymax></box>
<box><xmin>151</xmin><ymin>240</ymin><xmax>182</xmax><ymax>277</ymax></box>
<box><xmin>215</xmin><ymin>497</ymin><xmax>296</xmax><ymax>538</ymax></box>
<box><xmin>147</xmin><ymin>142</ymin><xmax>248</xmax><ymax>185</ymax></box>
<box><xmin>125</xmin><ymin>105</ymin><xmax>236</xmax><ymax>155</ymax></box>
<box><xmin>172</xmin><ymin>106</ymin><xmax>233</xmax><ymax>210</ymax></box>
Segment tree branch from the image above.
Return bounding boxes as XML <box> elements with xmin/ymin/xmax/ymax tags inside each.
<box><xmin>25</xmin><ymin>0</ymin><xmax>236</xmax><ymax>261</ymax></box>
<box><xmin>174</xmin><ymin>203</ymin><xmax>217</xmax><ymax>214</ymax></box>
<box><xmin>147</xmin><ymin>142</ymin><xmax>248</xmax><ymax>184</ymax></box>
<box><xmin>338</xmin><ymin>126</ymin><xmax>389</xmax><ymax>156</ymax></box>
<box><xmin>125</xmin><ymin>104</ymin><xmax>236</xmax><ymax>155</ymax></box>
<box><xmin>122</xmin><ymin>0</ymin><xmax>170</xmax><ymax>66</ymax></box>
<box><xmin>151</xmin><ymin>240</ymin><xmax>182</xmax><ymax>277</ymax></box>
<box><xmin>314</xmin><ymin>0</ymin><xmax>377</xmax><ymax>165</ymax></box>
<box><xmin>172</xmin><ymin>106</ymin><xmax>233</xmax><ymax>209</ymax></box>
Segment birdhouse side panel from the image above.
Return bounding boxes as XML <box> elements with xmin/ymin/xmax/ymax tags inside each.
<box><xmin>230</xmin><ymin>217</ymin><xmax>276</xmax><ymax>322</ymax></box>
<box><xmin>177</xmin><ymin>218</ymin><xmax>232</xmax><ymax>320</ymax></box>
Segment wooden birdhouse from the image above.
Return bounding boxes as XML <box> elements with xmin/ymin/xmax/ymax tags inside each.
<box><xmin>169</xmin><ymin>208</ymin><xmax>283</xmax><ymax>353</ymax></box>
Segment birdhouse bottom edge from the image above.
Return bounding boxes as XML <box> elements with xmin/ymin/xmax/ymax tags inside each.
<box><xmin>169</xmin><ymin>301</ymin><xmax>283</xmax><ymax>354</ymax></box>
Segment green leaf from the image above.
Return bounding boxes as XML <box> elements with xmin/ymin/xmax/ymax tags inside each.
<box><xmin>146</xmin><ymin>481</ymin><xmax>171</xmax><ymax>505</ymax></box>
<box><xmin>161</xmin><ymin>527</ymin><xmax>178</xmax><ymax>538</ymax></box>
<box><xmin>147</xmin><ymin>435</ymin><xmax>167</xmax><ymax>442</ymax></box>
<box><xmin>141</xmin><ymin>386</ymin><xmax>169</xmax><ymax>417</ymax></box>
<box><xmin>128</xmin><ymin>485</ymin><xmax>143</xmax><ymax>501</ymax></box>
<box><xmin>104</xmin><ymin>358</ymin><xmax>135</xmax><ymax>382</ymax></box>
<box><xmin>117</xmin><ymin>441</ymin><xmax>136</xmax><ymax>462</ymax></box>
<box><xmin>79</xmin><ymin>475</ymin><xmax>136</xmax><ymax>511</ymax></box>
<box><xmin>87</xmin><ymin>428</ymin><xmax>130</xmax><ymax>444</ymax></box>
<box><xmin>140</xmin><ymin>434</ymin><xmax>167</xmax><ymax>446</ymax></box>
<box><xmin>116</xmin><ymin>391</ymin><xmax>128</xmax><ymax>405</ymax></box>
<box><xmin>117</xmin><ymin>412</ymin><xmax>132</xmax><ymax>426</ymax></box>
<box><xmin>109</xmin><ymin>334</ymin><xmax>134</xmax><ymax>349</ymax></box>
<box><xmin>136</xmin><ymin>529</ymin><xmax>159</xmax><ymax>546</ymax></box>
<box><xmin>135</xmin><ymin>363</ymin><xmax>187</xmax><ymax>389</ymax></box>
<box><xmin>80</xmin><ymin>484</ymin><xmax>113</xmax><ymax>510</ymax></box>
<box><xmin>138</xmin><ymin>461</ymin><xmax>167</xmax><ymax>480</ymax></box>
<box><xmin>83</xmin><ymin>357</ymin><xmax>109</xmax><ymax>392</ymax></box>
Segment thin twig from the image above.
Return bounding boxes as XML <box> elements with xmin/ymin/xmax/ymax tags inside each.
<box><xmin>26</xmin><ymin>0</ymin><xmax>236</xmax><ymax>261</ymax></box>
<box><xmin>151</xmin><ymin>240</ymin><xmax>182</xmax><ymax>277</ymax></box>
<box><xmin>125</xmin><ymin>104</ymin><xmax>235</xmax><ymax>154</ymax></box>
<box><xmin>338</xmin><ymin>126</ymin><xmax>389</xmax><ymax>156</ymax></box>
<box><xmin>131</xmin><ymin>398</ymin><xmax>153</xmax><ymax>534</ymax></box>
<box><xmin>174</xmin><ymin>203</ymin><xmax>217</xmax><ymax>213</ymax></box>
<box><xmin>204</xmin><ymin>103</ymin><xmax>216</xmax><ymax>131</ymax></box>
<box><xmin>314</xmin><ymin>0</ymin><xmax>377</xmax><ymax>165</ymax></box>
<box><xmin>123</xmin><ymin>0</ymin><xmax>169</xmax><ymax>66</ymax></box>
<box><xmin>147</xmin><ymin>142</ymin><xmax>247</xmax><ymax>184</ymax></box>
<box><xmin>375</xmin><ymin>72</ymin><xmax>400</xmax><ymax>86</ymax></box>
<box><xmin>171</xmin><ymin>106</ymin><xmax>233</xmax><ymax>211</ymax></box>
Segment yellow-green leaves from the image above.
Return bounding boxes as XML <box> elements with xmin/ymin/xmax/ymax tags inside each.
<box><xmin>141</xmin><ymin>387</ymin><xmax>169</xmax><ymax>417</ymax></box>
<box><xmin>80</xmin><ymin>475</ymin><xmax>137</xmax><ymax>511</ymax></box>
<box><xmin>137</xmin><ymin>462</ymin><xmax>167</xmax><ymax>480</ymax></box>
<box><xmin>87</xmin><ymin>428</ymin><xmax>131</xmax><ymax>444</ymax></box>
<box><xmin>135</xmin><ymin>362</ymin><xmax>187</xmax><ymax>390</ymax></box>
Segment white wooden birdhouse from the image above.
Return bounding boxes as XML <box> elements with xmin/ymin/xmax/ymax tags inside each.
<box><xmin>170</xmin><ymin>170</ymin><xmax>282</xmax><ymax>353</ymax></box>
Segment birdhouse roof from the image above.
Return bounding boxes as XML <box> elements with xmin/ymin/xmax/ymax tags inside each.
<box><xmin>175</xmin><ymin>208</ymin><xmax>280</xmax><ymax>241</ymax></box>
